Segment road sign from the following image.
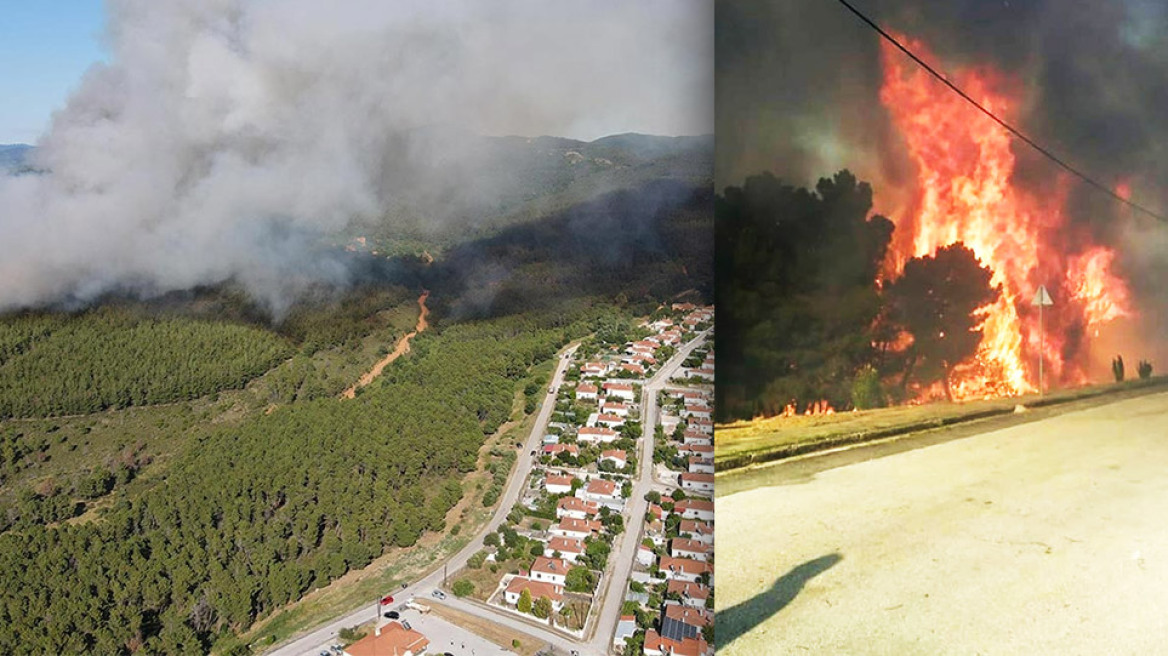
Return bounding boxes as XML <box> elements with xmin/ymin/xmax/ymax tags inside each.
<box><xmin>1032</xmin><ymin>285</ymin><xmax>1053</xmax><ymax>394</ymax></box>
<box><xmin>1032</xmin><ymin>285</ymin><xmax>1053</xmax><ymax>306</ymax></box>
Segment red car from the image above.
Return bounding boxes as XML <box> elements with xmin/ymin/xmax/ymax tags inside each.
<box><xmin>380</xmin><ymin>595</ymin><xmax>394</xmax><ymax>605</ymax></box>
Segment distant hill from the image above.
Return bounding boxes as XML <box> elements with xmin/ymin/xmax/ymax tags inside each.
<box><xmin>0</xmin><ymin>144</ymin><xmax>33</xmax><ymax>172</ymax></box>
<box><xmin>356</xmin><ymin>130</ymin><xmax>714</xmax><ymax>253</ymax></box>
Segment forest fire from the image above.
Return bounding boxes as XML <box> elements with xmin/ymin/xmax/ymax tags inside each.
<box><xmin>877</xmin><ymin>33</ymin><xmax>1132</xmax><ymax>400</ymax></box>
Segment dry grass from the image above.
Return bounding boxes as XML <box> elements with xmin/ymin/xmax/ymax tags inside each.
<box><xmin>716</xmin><ymin>378</ymin><xmax>1168</xmax><ymax>470</ymax></box>
<box><xmin>428</xmin><ymin>601</ymin><xmax>545</xmax><ymax>656</ymax></box>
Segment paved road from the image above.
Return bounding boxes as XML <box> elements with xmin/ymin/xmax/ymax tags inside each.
<box><xmin>268</xmin><ymin>343</ymin><xmax>580</xmax><ymax>656</ymax></box>
<box><xmin>718</xmin><ymin>391</ymin><xmax>1168</xmax><ymax>655</ymax></box>
<box><xmin>586</xmin><ymin>330</ymin><xmax>710</xmax><ymax>653</ymax></box>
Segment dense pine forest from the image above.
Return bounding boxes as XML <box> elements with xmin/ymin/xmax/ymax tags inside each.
<box><xmin>0</xmin><ymin>307</ymin><xmax>598</xmax><ymax>654</ymax></box>
<box><xmin>0</xmin><ymin>311</ymin><xmax>292</xmax><ymax>419</ymax></box>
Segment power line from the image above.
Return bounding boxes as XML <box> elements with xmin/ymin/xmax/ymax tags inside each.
<box><xmin>833</xmin><ymin>0</ymin><xmax>1168</xmax><ymax>224</ymax></box>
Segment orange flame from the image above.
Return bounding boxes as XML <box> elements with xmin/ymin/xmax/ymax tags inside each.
<box><xmin>878</xmin><ymin>34</ymin><xmax>1132</xmax><ymax>398</ymax></box>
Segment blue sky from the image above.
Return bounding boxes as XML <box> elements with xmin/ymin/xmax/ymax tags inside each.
<box><xmin>0</xmin><ymin>1</ymin><xmax>106</xmax><ymax>144</ymax></box>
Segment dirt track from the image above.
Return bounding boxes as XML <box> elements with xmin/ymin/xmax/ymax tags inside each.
<box><xmin>341</xmin><ymin>290</ymin><xmax>429</xmax><ymax>399</ymax></box>
<box><xmin>718</xmin><ymin>390</ymin><xmax>1168</xmax><ymax>654</ymax></box>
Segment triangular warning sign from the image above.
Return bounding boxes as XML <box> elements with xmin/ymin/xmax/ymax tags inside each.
<box><xmin>1032</xmin><ymin>285</ymin><xmax>1053</xmax><ymax>306</ymax></box>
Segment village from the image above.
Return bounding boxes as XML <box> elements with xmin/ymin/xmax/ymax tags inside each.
<box><xmin>332</xmin><ymin>303</ymin><xmax>715</xmax><ymax>656</ymax></box>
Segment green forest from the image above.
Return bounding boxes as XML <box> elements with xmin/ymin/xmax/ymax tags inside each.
<box><xmin>0</xmin><ymin>310</ymin><xmax>292</xmax><ymax>419</ymax></box>
<box><xmin>716</xmin><ymin>170</ymin><xmax>998</xmax><ymax>421</ymax></box>
<box><xmin>0</xmin><ymin>307</ymin><xmax>600</xmax><ymax>654</ymax></box>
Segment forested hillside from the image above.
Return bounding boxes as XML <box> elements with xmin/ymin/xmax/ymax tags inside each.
<box><xmin>0</xmin><ymin>305</ymin><xmax>600</xmax><ymax>654</ymax></box>
<box><xmin>0</xmin><ymin>310</ymin><xmax>292</xmax><ymax>419</ymax></box>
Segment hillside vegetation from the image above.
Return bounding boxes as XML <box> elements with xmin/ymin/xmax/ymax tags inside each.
<box><xmin>0</xmin><ymin>311</ymin><xmax>292</xmax><ymax>419</ymax></box>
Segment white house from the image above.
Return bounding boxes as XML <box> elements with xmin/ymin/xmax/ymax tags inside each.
<box><xmin>679</xmin><ymin>520</ymin><xmax>714</xmax><ymax>545</ymax></box>
<box><xmin>600</xmin><ymin>401</ymin><xmax>630</xmax><ymax>417</ymax></box>
<box><xmin>544</xmin><ymin>474</ymin><xmax>577</xmax><ymax>496</ymax></box>
<box><xmin>579</xmin><ymin>478</ymin><xmax>621</xmax><ymax>504</ymax></box>
<box><xmin>550</xmin><ymin>517</ymin><xmax>601</xmax><ymax>540</ymax></box>
<box><xmin>637</xmin><ymin>544</ymin><xmax>657</xmax><ymax>567</ymax></box>
<box><xmin>557</xmin><ymin>495</ymin><xmax>600</xmax><ymax>520</ymax></box>
<box><xmin>670</xmin><ymin>538</ymin><xmax>712</xmax><ymax>562</ymax></box>
<box><xmin>602</xmin><ymin>382</ymin><xmax>637</xmax><ymax>401</ymax></box>
<box><xmin>679</xmin><ymin>472</ymin><xmax>715</xmax><ymax>496</ymax></box>
<box><xmin>504</xmin><ymin>577</ymin><xmax>564</xmax><ymax>612</ymax></box>
<box><xmin>658</xmin><ymin>556</ymin><xmax>710</xmax><ymax>583</ymax></box>
<box><xmin>683</xmin><ymin>404</ymin><xmax>712</xmax><ymax>420</ymax></box>
<box><xmin>576</xmin><ymin>383</ymin><xmax>599</xmax><ymax>400</ymax></box>
<box><xmin>546</xmin><ymin>536</ymin><xmax>586</xmax><ymax>563</ymax></box>
<box><xmin>530</xmin><ymin>556</ymin><xmax>569</xmax><ymax>586</ymax></box>
<box><xmin>674</xmin><ymin>499</ymin><xmax>715</xmax><ymax>522</ymax></box>
<box><xmin>667</xmin><ymin>580</ymin><xmax>711</xmax><ymax>608</ymax></box>
<box><xmin>593</xmin><ymin>413</ymin><xmax>625</xmax><ymax>429</ymax></box>
<box><xmin>600</xmin><ymin>449</ymin><xmax>628</xmax><ymax>469</ymax></box>
<box><xmin>688</xmin><ymin>456</ymin><xmax>714</xmax><ymax>474</ymax></box>
<box><xmin>577</xmin><ymin>426</ymin><xmax>619</xmax><ymax>444</ymax></box>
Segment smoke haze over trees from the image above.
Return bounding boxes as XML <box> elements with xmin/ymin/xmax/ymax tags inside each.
<box><xmin>0</xmin><ymin>0</ymin><xmax>712</xmax><ymax>315</ymax></box>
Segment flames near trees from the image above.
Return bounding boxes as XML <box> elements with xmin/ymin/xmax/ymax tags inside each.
<box><xmin>717</xmin><ymin>170</ymin><xmax>1004</xmax><ymax>420</ymax></box>
<box><xmin>716</xmin><ymin>31</ymin><xmax>1144</xmax><ymax>423</ymax></box>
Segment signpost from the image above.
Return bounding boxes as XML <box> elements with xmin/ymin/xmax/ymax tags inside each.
<box><xmin>1032</xmin><ymin>285</ymin><xmax>1054</xmax><ymax>395</ymax></box>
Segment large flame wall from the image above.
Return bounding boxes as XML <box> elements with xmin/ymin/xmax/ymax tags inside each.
<box><xmin>878</xmin><ymin>34</ymin><xmax>1131</xmax><ymax>399</ymax></box>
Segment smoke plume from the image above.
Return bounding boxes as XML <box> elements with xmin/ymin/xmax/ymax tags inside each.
<box><xmin>0</xmin><ymin>0</ymin><xmax>713</xmax><ymax>314</ymax></box>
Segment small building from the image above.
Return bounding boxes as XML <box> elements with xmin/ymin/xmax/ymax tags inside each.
<box><xmin>557</xmin><ymin>496</ymin><xmax>600</xmax><ymax>520</ymax></box>
<box><xmin>600</xmin><ymin>449</ymin><xmax>628</xmax><ymax>468</ymax></box>
<box><xmin>546</xmin><ymin>536</ymin><xmax>586</xmax><ymax>563</ymax></box>
<box><xmin>504</xmin><ymin>577</ymin><xmax>565</xmax><ymax>612</ymax></box>
<box><xmin>544</xmin><ymin>474</ymin><xmax>577</xmax><ymax>496</ymax></box>
<box><xmin>577</xmin><ymin>426</ymin><xmax>619</xmax><ymax>444</ymax></box>
<box><xmin>576</xmin><ymin>383</ymin><xmax>599</xmax><ymax>400</ymax></box>
<box><xmin>659</xmin><ymin>557</ymin><xmax>710</xmax><ymax>583</ymax></box>
<box><xmin>642</xmin><ymin>630</ymin><xmax>711</xmax><ymax>656</ymax></box>
<box><xmin>580</xmin><ymin>477</ymin><xmax>621</xmax><ymax>503</ymax></box>
<box><xmin>343</xmin><ymin>621</ymin><xmax>429</xmax><ymax>656</ymax></box>
<box><xmin>667</xmin><ymin>580</ymin><xmax>710</xmax><ymax>608</ymax></box>
<box><xmin>602</xmin><ymin>382</ymin><xmax>637</xmax><ymax>401</ymax></box>
<box><xmin>670</xmin><ymin>538</ymin><xmax>713</xmax><ymax>562</ymax></box>
<box><xmin>530</xmin><ymin>556</ymin><xmax>570</xmax><ymax>586</ymax></box>
<box><xmin>674</xmin><ymin>499</ymin><xmax>715</xmax><ymax>522</ymax></box>
<box><xmin>679</xmin><ymin>472</ymin><xmax>715</xmax><ymax>496</ymax></box>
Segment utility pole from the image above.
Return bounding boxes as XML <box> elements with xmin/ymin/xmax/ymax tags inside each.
<box><xmin>1032</xmin><ymin>285</ymin><xmax>1053</xmax><ymax>395</ymax></box>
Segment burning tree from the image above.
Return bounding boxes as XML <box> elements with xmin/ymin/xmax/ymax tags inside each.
<box><xmin>883</xmin><ymin>243</ymin><xmax>1001</xmax><ymax>401</ymax></box>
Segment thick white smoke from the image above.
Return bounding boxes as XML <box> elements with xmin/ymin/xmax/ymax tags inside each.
<box><xmin>0</xmin><ymin>0</ymin><xmax>713</xmax><ymax>313</ymax></box>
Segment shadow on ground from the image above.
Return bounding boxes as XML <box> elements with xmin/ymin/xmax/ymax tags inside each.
<box><xmin>719</xmin><ymin>553</ymin><xmax>843</xmax><ymax>649</ymax></box>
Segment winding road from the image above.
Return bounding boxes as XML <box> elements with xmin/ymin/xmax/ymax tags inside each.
<box><xmin>341</xmin><ymin>290</ymin><xmax>430</xmax><ymax>399</ymax></box>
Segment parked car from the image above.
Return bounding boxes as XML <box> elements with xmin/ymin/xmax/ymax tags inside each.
<box><xmin>432</xmin><ymin>589</ymin><xmax>446</xmax><ymax>600</ymax></box>
<box><xmin>383</xmin><ymin>610</ymin><xmax>400</xmax><ymax>619</ymax></box>
<box><xmin>380</xmin><ymin>594</ymin><xmax>394</xmax><ymax>605</ymax></box>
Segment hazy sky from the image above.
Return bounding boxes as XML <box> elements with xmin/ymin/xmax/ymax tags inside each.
<box><xmin>0</xmin><ymin>0</ymin><xmax>713</xmax><ymax>145</ymax></box>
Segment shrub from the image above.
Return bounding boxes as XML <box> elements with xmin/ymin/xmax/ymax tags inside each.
<box><xmin>452</xmin><ymin>579</ymin><xmax>474</xmax><ymax>597</ymax></box>
<box><xmin>1139</xmin><ymin>360</ymin><xmax>1153</xmax><ymax>380</ymax></box>
<box><xmin>851</xmin><ymin>365</ymin><xmax>886</xmax><ymax>410</ymax></box>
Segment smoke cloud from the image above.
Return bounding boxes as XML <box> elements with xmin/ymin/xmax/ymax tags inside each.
<box><xmin>0</xmin><ymin>0</ymin><xmax>713</xmax><ymax>314</ymax></box>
